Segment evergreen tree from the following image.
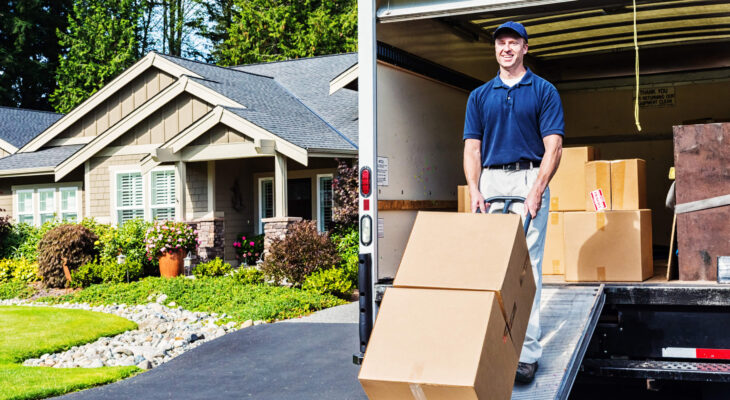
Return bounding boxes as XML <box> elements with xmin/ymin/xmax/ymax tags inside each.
<box><xmin>50</xmin><ymin>0</ymin><xmax>141</xmax><ymax>113</ymax></box>
<box><xmin>192</xmin><ymin>0</ymin><xmax>234</xmax><ymax>63</ymax></box>
<box><xmin>0</xmin><ymin>0</ymin><xmax>72</xmax><ymax>110</ymax></box>
<box><xmin>216</xmin><ymin>0</ymin><xmax>357</xmax><ymax>66</ymax></box>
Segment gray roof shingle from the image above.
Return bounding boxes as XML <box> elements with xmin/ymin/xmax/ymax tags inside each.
<box><xmin>0</xmin><ymin>145</ymin><xmax>83</xmax><ymax>171</ymax></box>
<box><xmin>0</xmin><ymin>106</ymin><xmax>63</xmax><ymax>149</ymax></box>
<box><xmin>156</xmin><ymin>53</ymin><xmax>357</xmax><ymax>152</ymax></box>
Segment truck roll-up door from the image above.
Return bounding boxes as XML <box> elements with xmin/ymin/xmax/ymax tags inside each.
<box><xmin>376</xmin><ymin>0</ymin><xmax>576</xmax><ymax>23</ymax></box>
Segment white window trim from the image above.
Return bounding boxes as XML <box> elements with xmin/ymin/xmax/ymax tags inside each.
<box><xmin>38</xmin><ymin>188</ymin><xmax>56</xmax><ymax>224</ymax></box>
<box><xmin>149</xmin><ymin>166</ymin><xmax>176</xmax><ymax>221</ymax></box>
<box><xmin>316</xmin><ymin>174</ymin><xmax>334</xmax><ymax>232</ymax></box>
<box><xmin>110</xmin><ymin>165</ymin><xmax>179</xmax><ymax>225</ymax></box>
<box><xmin>59</xmin><ymin>186</ymin><xmax>80</xmax><ymax>222</ymax></box>
<box><xmin>258</xmin><ymin>177</ymin><xmax>274</xmax><ymax>234</ymax></box>
<box><xmin>11</xmin><ymin>183</ymin><xmax>83</xmax><ymax>226</ymax></box>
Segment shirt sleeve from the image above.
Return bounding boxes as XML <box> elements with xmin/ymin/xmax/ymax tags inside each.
<box><xmin>463</xmin><ymin>91</ymin><xmax>483</xmax><ymax>141</ymax></box>
<box><xmin>539</xmin><ymin>85</ymin><xmax>565</xmax><ymax>137</ymax></box>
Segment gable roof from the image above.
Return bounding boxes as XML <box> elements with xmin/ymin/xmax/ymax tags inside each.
<box><xmin>0</xmin><ymin>145</ymin><xmax>82</xmax><ymax>176</ymax></box>
<box><xmin>0</xmin><ymin>106</ymin><xmax>63</xmax><ymax>152</ymax></box>
<box><xmin>233</xmin><ymin>53</ymin><xmax>358</xmax><ymax>147</ymax></box>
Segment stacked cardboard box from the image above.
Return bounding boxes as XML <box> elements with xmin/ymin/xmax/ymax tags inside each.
<box><xmin>359</xmin><ymin>212</ymin><xmax>535</xmax><ymax>400</ymax></box>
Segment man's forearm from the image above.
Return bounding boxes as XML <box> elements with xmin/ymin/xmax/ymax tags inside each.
<box><xmin>532</xmin><ymin>135</ymin><xmax>563</xmax><ymax>195</ymax></box>
<box><xmin>463</xmin><ymin>140</ymin><xmax>482</xmax><ymax>191</ymax></box>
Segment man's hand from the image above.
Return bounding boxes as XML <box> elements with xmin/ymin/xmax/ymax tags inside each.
<box><xmin>524</xmin><ymin>187</ymin><xmax>542</xmax><ymax>218</ymax></box>
<box><xmin>525</xmin><ymin>134</ymin><xmax>563</xmax><ymax>218</ymax></box>
<box><xmin>471</xmin><ymin>188</ymin><xmax>489</xmax><ymax>213</ymax></box>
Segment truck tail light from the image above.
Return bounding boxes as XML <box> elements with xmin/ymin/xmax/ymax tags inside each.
<box><xmin>360</xmin><ymin>167</ymin><xmax>372</xmax><ymax>197</ymax></box>
<box><xmin>361</xmin><ymin>215</ymin><xmax>372</xmax><ymax>246</ymax></box>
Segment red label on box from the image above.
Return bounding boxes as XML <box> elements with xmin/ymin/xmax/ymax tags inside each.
<box><xmin>590</xmin><ymin>189</ymin><xmax>607</xmax><ymax>211</ymax></box>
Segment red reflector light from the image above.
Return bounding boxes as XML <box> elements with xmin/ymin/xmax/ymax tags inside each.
<box><xmin>364</xmin><ymin>199</ymin><xmax>370</xmax><ymax>211</ymax></box>
<box><xmin>360</xmin><ymin>167</ymin><xmax>372</xmax><ymax>197</ymax></box>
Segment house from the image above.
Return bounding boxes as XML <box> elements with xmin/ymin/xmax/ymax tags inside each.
<box><xmin>0</xmin><ymin>52</ymin><xmax>358</xmax><ymax>263</ymax></box>
<box><xmin>0</xmin><ymin>106</ymin><xmax>64</xmax><ymax>158</ymax></box>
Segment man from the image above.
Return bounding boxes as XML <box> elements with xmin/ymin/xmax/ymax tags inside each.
<box><xmin>462</xmin><ymin>21</ymin><xmax>564</xmax><ymax>384</ymax></box>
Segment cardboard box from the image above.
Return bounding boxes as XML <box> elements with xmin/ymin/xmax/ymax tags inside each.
<box><xmin>458</xmin><ymin>185</ymin><xmax>470</xmax><ymax>213</ymax></box>
<box><xmin>611</xmin><ymin>159</ymin><xmax>647</xmax><ymax>210</ymax></box>
<box><xmin>542</xmin><ymin>212</ymin><xmax>565</xmax><ymax>275</ymax></box>
<box><xmin>549</xmin><ymin>146</ymin><xmax>595</xmax><ymax>211</ymax></box>
<box><xmin>585</xmin><ymin>161</ymin><xmax>612</xmax><ymax>211</ymax></box>
<box><xmin>393</xmin><ymin>212</ymin><xmax>535</xmax><ymax>352</ymax></box>
<box><xmin>564</xmin><ymin>210</ymin><xmax>653</xmax><ymax>282</ymax></box>
<box><xmin>359</xmin><ymin>288</ymin><xmax>518</xmax><ymax>400</ymax></box>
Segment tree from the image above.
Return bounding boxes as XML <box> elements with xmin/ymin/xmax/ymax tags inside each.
<box><xmin>191</xmin><ymin>0</ymin><xmax>234</xmax><ymax>63</ymax></box>
<box><xmin>50</xmin><ymin>0</ymin><xmax>141</xmax><ymax>114</ymax></box>
<box><xmin>332</xmin><ymin>159</ymin><xmax>358</xmax><ymax>228</ymax></box>
<box><xmin>0</xmin><ymin>0</ymin><xmax>72</xmax><ymax>110</ymax></box>
<box><xmin>216</xmin><ymin>0</ymin><xmax>357</xmax><ymax>66</ymax></box>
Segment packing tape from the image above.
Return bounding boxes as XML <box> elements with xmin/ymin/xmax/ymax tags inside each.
<box><xmin>596</xmin><ymin>213</ymin><xmax>606</xmax><ymax>230</ymax></box>
<box><xmin>509</xmin><ymin>303</ymin><xmax>518</xmax><ymax>329</ymax></box>
<box><xmin>519</xmin><ymin>255</ymin><xmax>529</xmax><ymax>287</ymax></box>
<box><xmin>552</xmin><ymin>259</ymin><xmax>561</xmax><ymax>274</ymax></box>
<box><xmin>597</xmin><ymin>266</ymin><xmax>607</xmax><ymax>281</ymax></box>
<box><xmin>410</xmin><ymin>384</ymin><xmax>428</xmax><ymax>400</ymax></box>
<box><xmin>612</xmin><ymin>161</ymin><xmax>625</xmax><ymax>209</ymax></box>
<box><xmin>551</xmin><ymin>213</ymin><xmax>560</xmax><ymax>225</ymax></box>
<box><xmin>550</xmin><ymin>197</ymin><xmax>559</xmax><ymax>210</ymax></box>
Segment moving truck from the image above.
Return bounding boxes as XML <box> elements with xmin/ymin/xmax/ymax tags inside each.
<box><xmin>353</xmin><ymin>0</ymin><xmax>730</xmax><ymax>398</ymax></box>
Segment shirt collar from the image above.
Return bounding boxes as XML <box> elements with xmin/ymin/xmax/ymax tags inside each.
<box><xmin>493</xmin><ymin>68</ymin><xmax>533</xmax><ymax>88</ymax></box>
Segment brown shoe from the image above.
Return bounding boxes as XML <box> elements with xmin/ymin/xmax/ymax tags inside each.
<box><xmin>515</xmin><ymin>361</ymin><xmax>538</xmax><ymax>384</ymax></box>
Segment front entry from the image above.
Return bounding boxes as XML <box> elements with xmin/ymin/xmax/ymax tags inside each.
<box><xmin>287</xmin><ymin>178</ymin><xmax>312</xmax><ymax>220</ymax></box>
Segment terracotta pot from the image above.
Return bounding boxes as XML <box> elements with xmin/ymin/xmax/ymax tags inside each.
<box><xmin>158</xmin><ymin>249</ymin><xmax>184</xmax><ymax>278</ymax></box>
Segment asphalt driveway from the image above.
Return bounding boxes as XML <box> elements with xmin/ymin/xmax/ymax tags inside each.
<box><xmin>57</xmin><ymin>303</ymin><xmax>367</xmax><ymax>400</ymax></box>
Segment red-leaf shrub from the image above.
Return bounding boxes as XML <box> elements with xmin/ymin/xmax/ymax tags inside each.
<box><xmin>37</xmin><ymin>224</ymin><xmax>98</xmax><ymax>288</ymax></box>
<box><xmin>332</xmin><ymin>158</ymin><xmax>358</xmax><ymax>227</ymax></box>
<box><xmin>262</xmin><ymin>220</ymin><xmax>340</xmax><ymax>286</ymax></box>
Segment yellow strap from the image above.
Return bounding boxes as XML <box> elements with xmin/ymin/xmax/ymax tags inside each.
<box><xmin>633</xmin><ymin>0</ymin><xmax>642</xmax><ymax>132</ymax></box>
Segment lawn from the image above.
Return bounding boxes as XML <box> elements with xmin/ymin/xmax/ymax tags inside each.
<box><xmin>0</xmin><ymin>306</ymin><xmax>139</xmax><ymax>400</ymax></box>
<box><xmin>39</xmin><ymin>276</ymin><xmax>348</xmax><ymax>322</ymax></box>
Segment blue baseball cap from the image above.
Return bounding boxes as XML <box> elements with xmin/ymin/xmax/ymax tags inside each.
<box><xmin>493</xmin><ymin>21</ymin><xmax>528</xmax><ymax>43</ymax></box>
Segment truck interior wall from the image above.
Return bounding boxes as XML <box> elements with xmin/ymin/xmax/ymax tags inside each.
<box><xmin>376</xmin><ymin>63</ymin><xmax>468</xmax><ymax>279</ymax></box>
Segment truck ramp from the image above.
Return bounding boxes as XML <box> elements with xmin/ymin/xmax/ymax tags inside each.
<box><xmin>512</xmin><ymin>285</ymin><xmax>605</xmax><ymax>400</ymax></box>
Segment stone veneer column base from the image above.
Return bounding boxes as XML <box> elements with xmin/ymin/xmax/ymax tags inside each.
<box><xmin>186</xmin><ymin>218</ymin><xmax>225</xmax><ymax>263</ymax></box>
<box><xmin>262</xmin><ymin>217</ymin><xmax>303</xmax><ymax>258</ymax></box>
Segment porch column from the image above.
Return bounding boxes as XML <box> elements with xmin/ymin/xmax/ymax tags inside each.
<box><xmin>207</xmin><ymin>160</ymin><xmax>216</xmax><ymax>215</ymax></box>
<box><xmin>175</xmin><ymin>161</ymin><xmax>187</xmax><ymax>221</ymax></box>
<box><xmin>274</xmin><ymin>152</ymin><xmax>287</xmax><ymax>217</ymax></box>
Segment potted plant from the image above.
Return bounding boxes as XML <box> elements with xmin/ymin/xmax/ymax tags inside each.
<box><xmin>145</xmin><ymin>221</ymin><xmax>198</xmax><ymax>277</ymax></box>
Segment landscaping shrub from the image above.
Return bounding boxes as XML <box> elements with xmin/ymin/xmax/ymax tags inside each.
<box><xmin>332</xmin><ymin>159</ymin><xmax>358</xmax><ymax>227</ymax></box>
<box><xmin>0</xmin><ymin>281</ymin><xmax>34</xmax><ymax>300</ymax></box>
<box><xmin>2</xmin><ymin>221</ymin><xmax>59</xmax><ymax>262</ymax></box>
<box><xmin>71</xmin><ymin>259</ymin><xmax>144</xmax><ymax>287</ymax></box>
<box><xmin>37</xmin><ymin>224</ymin><xmax>98</xmax><ymax>288</ymax></box>
<box><xmin>0</xmin><ymin>258</ymin><xmax>39</xmax><ymax>284</ymax></box>
<box><xmin>101</xmin><ymin>219</ymin><xmax>157</xmax><ymax>276</ymax></box>
<box><xmin>232</xmin><ymin>267</ymin><xmax>265</xmax><ymax>285</ymax></box>
<box><xmin>302</xmin><ymin>267</ymin><xmax>354</xmax><ymax>299</ymax></box>
<box><xmin>80</xmin><ymin>217</ymin><xmax>115</xmax><ymax>256</ymax></box>
<box><xmin>0</xmin><ymin>210</ymin><xmax>12</xmax><ymax>252</ymax></box>
<box><xmin>193</xmin><ymin>258</ymin><xmax>231</xmax><ymax>278</ymax></box>
<box><xmin>330</xmin><ymin>224</ymin><xmax>359</xmax><ymax>285</ymax></box>
<box><xmin>233</xmin><ymin>233</ymin><xmax>264</xmax><ymax>266</ymax></box>
<box><xmin>262</xmin><ymin>220</ymin><xmax>340</xmax><ymax>286</ymax></box>
<box><xmin>145</xmin><ymin>220</ymin><xmax>198</xmax><ymax>260</ymax></box>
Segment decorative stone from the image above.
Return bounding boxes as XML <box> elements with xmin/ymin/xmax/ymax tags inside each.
<box><xmin>241</xmin><ymin>320</ymin><xmax>253</xmax><ymax>328</ymax></box>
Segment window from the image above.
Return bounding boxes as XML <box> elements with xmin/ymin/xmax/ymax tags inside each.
<box><xmin>38</xmin><ymin>189</ymin><xmax>56</xmax><ymax>224</ymax></box>
<box><xmin>318</xmin><ymin>175</ymin><xmax>334</xmax><ymax>232</ymax></box>
<box><xmin>60</xmin><ymin>187</ymin><xmax>78</xmax><ymax>222</ymax></box>
<box><xmin>16</xmin><ymin>190</ymin><xmax>34</xmax><ymax>224</ymax></box>
<box><xmin>259</xmin><ymin>178</ymin><xmax>274</xmax><ymax>232</ymax></box>
<box><xmin>151</xmin><ymin>170</ymin><xmax>175</xmax><ymax>220</ymax></box>
<box><xmin>116</xmin><ymin>172</ymin><xmax>144</xmax><ymax>223</ymax></box>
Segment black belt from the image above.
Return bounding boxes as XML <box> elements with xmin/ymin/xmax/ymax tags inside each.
<box><xmin>486</xmin><ymin>160</ymin><xmax>541</xmax><ymax>170</ymax></box>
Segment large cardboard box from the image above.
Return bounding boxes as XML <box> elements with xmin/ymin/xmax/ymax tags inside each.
<box><xmin>458</xmin><ymin>185</ymin><xmax>470</xmax><ymax>213</ymax></box>
<box><xmin>611</xmin><ymin>159</ymin><xmax>647</xmax><ymax>210</ymax></box>
<box><xmin>394</xmin><ymin>212</ymin><xmax>535</xmax><ymax>352</ymax></box>
<box><xmin>359</xmin><ymin>288</ymin><xmax>518</xmax><ymax>400</ymax></box>
<box><xmin>564</xmin><ymin>210</ymin><xmax>653</xmax><ymax>282</ymax></box>
<box><xmin>584</xmin><ymin>161</ymin><xmax>612</xmax><ymax>211</ymax></box>
<box><xmin>542</xmin><ymin>212</ymin><xmax>565</xmax><ymax>275</ymax></box>
<box><xmin>549</xmin><ymin>146</ymin><xmax>595</xmax><ymax>211</ymax></box>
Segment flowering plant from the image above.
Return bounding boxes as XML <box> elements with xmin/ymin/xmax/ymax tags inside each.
<box><xmin>233</xmin><ymin>234</ymin><xmax>264</xmax><ymax>266</ymax></box>
<box><xmin>144</xmin><ymin>220</ymin><xmax>198</xmax><ymax>259</ymax></box>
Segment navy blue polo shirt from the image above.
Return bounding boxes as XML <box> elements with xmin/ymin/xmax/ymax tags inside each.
<box><xmin>463</xmin><ymin>68</ymin><xmax>565</xmax><ymax>167</ymax></box>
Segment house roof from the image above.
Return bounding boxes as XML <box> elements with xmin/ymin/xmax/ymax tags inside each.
<box><xmin>157</xmin><ymin>54</ymin><xmax>357</xmax><ymax>152</ymax></box>
<box><xmin>0</xmin><ymin>106</ymin><xmax>63</xmax><ymax>150</ymax></box>
<box><xmin>0</xmin><ymin>145</ymin><xmax>82</xmax><ymax>171</ymax></box>
<box><xmin>233</xmin><ymin>53</ymin><xmax>358</xmax><ymax>148</ymax></box>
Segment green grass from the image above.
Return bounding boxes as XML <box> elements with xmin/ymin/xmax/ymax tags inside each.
<box><xmin>40</xmin><ymin>276</ymin><xmax>348</xmax><ymax>322</ymax></box>
<box><xmin>0</xmin><ymin>306</ymin><xmax>139</xmax><ymax>400</ymax></box>
<box><xmin>0</xmin><ymin>282</ymin><xmax>35</xmax><ymax>301</ymax></box>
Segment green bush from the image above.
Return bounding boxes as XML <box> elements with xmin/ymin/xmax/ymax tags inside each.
<box><xmin>262</xmin><ymin>220</ymin><xmax>340</xmax><ymax>286</ymax></box>
<box><xmin>71</xmin><ymin>259</ymin><xmax>144</xmax><ymax>287</ymax></box>
<box><xmin>0</xmin><ymin>258</ymin><xmax>39</xmax><ymax>284</ymax></box>
<box><xmin>80</xmin><ymin>217</ymin><xmax>115</xmax><ymax>255</ymax></box>
<box><xmin>302</xmin><ymin>267</ymin><xmax>354</xmax><ymax>299</ymax></box>
<box><xmin>233</xmin><ymin>233</ymin><xmax>264</xmax><ymax>266</ymax></box>
<box><xmin>193</xmin><ymin>258</ymin><xmax>231</xmax><ymax>278</ymax></box>
<box><xmin>330</xmin><ymin>224</ymin><xmax>358</xmax><ymax>285</ymax></box>
<box><xmin>100</xmin><ymin>219</ymin><xmax>157</xmax><ymax>276</ymax></box>
<box><xmin>232</xmin><ymin>267</ymin><xmax>265</xmax><ymax>285</ymax></box>
<box><xmin>37</xmin><ymin>224</ymin><xmax>98</xmax><ymax>288</ymax></box>
<box><xmin>0</xmin><ymin>281</ymin><xmax>35</xmax><ymax>300</ymax></box>
<box><xmin>2</xmin><ymin>221</ymin><xmax>59</xmax><ymax>262</ymax></box>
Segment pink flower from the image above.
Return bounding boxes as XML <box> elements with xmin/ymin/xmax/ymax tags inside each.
<box><xmin>255</xmin><ymin>253</ymin><xmax>259</xmax><ymax>256</ymax></box>
<box><xmin>247</xmin><ymin>252</ymin><xmax>252</xmax><ymax>256</ymax></box>
<box><xmin>242</xmin><ymin>236</ymin><xmax>246</xmax><ymax>241</ymax></box>
<box><xmin>250</xmin><ymin>242</ymin><xmax>254</xmax><ymax>246</ymax></box>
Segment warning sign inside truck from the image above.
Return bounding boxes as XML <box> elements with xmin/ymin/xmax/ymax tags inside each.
<box><xmin>635</xmin><ymin>87</ymin><xmax>676</xmax><ymax>108</ymax></box>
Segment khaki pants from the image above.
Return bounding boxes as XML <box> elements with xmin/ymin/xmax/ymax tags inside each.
<box><xmin>479</xmin><ymin>167</ymin><xmax>549</xmax><ymax>364</ymax></box>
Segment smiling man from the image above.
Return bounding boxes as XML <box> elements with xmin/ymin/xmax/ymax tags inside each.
<box><xmin>462</xmin><ymin>21</ymin><xmax>564</xmax><ymax>384</ymax></box>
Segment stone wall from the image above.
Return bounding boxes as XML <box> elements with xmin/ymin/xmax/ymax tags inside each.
<box><xmin>261</xmin><ymin>217</ymin><xmax>302</xmax><ymax>257</ymax></box>
<box><xmin>187</xmin><ymin>218</ymin><xmax>224</xmax><ymax>263</ymax></box>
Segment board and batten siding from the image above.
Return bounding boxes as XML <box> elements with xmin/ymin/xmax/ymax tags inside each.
<box><xmin>190</xmin><ymin>124</ymin><xmax>249</xmax><ymax>146</ymax></box>
<box><xmin>58</xmin><ymin>68</ymin><xmax>176</xmax><ymax>140</ymax></box>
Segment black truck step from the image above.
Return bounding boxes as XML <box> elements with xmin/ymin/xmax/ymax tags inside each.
<box><xmin>582</xmin><ymin>359</ymin><xmax>730</xmax><ymax>382</ymax></box>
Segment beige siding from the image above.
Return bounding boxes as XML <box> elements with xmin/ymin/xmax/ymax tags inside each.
<box><xmin>110</xmin><ymin>94</ymin><xmax>212</xmax><ymax>146</ymax></box>
<box><xmin>88</xmin><ymin>154</ymin><xmax>145</xmax><ymax>220</ymax></box>
<box><xmin>191</xmin><ymin>124</ymin><xmax>250</xmax><ymax>147</ymax></box>
<box><xmin>185</xmin><ymin>161</ymin><xmax>208</xmax><ymax>215</ymax></box>
<box><xmin>59</xmin><ymin>68</ymin><xmax>175</xmax><ymax>139</ymax></box>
